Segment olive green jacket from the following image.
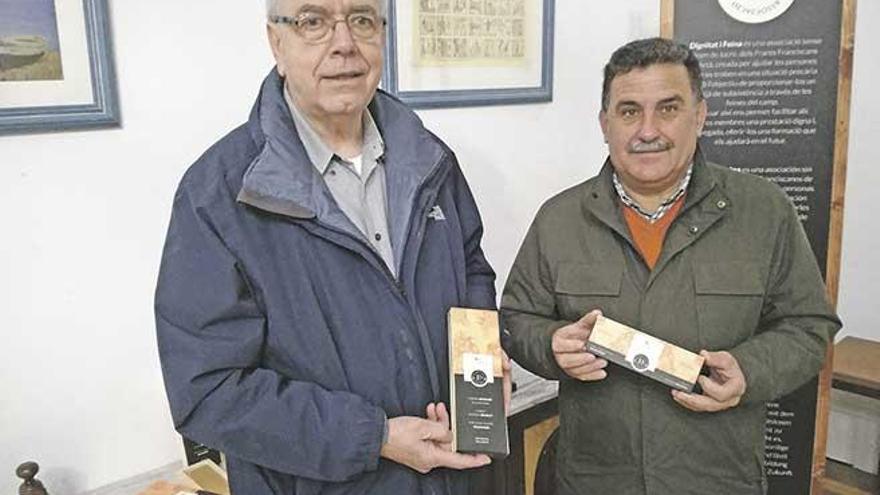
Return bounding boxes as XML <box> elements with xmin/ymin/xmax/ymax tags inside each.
<box><xmin>501</xmin><ymin>151</ymin><xmax>841</xmax><ymax>495</ymax></box>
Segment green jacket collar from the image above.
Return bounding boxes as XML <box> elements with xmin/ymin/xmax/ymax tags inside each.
<box><xmin>583</xmin><ymin>146</ymin><xmax>732</xmax><ymax>281</ymax></box>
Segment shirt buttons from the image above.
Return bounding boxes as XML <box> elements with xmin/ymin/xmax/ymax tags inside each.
<box><xmin>688</xmin><ymin>225</ymin><xmax>700</xmax><ymax>235</ymax></box>
<box><xmin>716</xmin><ymin>200</ymin><xmax>727</xmax><ymax>209</ymax></box>
<box><xmin>375</xmin><ymin>233</ymin><xmax>382</xmax><ymax>241</ymax></box>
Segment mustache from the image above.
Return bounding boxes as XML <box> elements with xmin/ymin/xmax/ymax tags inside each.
<box><xmin>628</xmin><ymin>140</ymin><xmax>672</xmax><ymax>153</ymax></box>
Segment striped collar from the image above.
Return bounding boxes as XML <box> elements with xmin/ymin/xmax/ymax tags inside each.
<box><xmin>612</xmin><ymin>165</ymin><xmax>693</xmax><ymax>223</ymax></box>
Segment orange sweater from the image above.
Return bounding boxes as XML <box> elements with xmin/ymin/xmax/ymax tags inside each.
<box><xmin>621</xmin><ymin>196</ymin><xmax>685</xmax><ymax>270</ymax></box>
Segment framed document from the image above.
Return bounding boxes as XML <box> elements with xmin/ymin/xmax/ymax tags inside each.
<box><xmin>382</xmin><ymin>0</ymin><xmax>555</xmax><ymax>108</ymax></box>
<box><xmin>0</xmin><ymin>0</ymin><xmax>119</xmax><ymax>134</ymax></box>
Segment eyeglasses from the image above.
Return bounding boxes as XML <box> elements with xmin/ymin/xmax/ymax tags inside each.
<box><xmin>270</xmin><ymin>11</ymin><xmax>386</xmax><ymax>43</ymax></box>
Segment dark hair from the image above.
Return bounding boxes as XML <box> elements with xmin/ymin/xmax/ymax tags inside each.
<box><xmin>601</xmin><ymin>37</ymin><xmax>703</xmax><ymax>111</ymax></box>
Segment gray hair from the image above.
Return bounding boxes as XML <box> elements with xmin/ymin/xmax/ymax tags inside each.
<box><xmin>266</xmin><ymin>0</ymin><xmax>388</xmax><ymax>17</ymax></box>
<box><xmin>601</xmin><ymin>37</ymin><xmax>703</xmax><ymax>111</ymax></box>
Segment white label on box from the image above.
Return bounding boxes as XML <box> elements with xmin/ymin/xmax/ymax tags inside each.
<box><xmin>463</xmin><ymin>352</ymin><xmax>494</xmax><ymax>387</ymax></box>
<box><xmin>624</xmin><ymin>333</ymin><xmax>664</xmax><ymax>373</ymax></box>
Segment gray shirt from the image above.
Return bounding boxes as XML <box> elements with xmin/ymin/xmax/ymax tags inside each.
<box><xmin>286</xmin><ymin>91</ymin><xmax>396</xmax><ymax>277</ymax></box>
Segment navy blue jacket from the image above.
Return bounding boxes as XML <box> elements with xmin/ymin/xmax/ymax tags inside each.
<box><xmin>155</xmin><ymin>70</ymin><xmax>496</xmax><ymax>494</ymax></box>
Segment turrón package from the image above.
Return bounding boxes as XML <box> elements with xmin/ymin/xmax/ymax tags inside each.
<box><xmin>587</xmin><ymin>315</ymin><xmax>705</xmax><ymax>392</ymax></box>
<box><xmin>448</xmin><ymin>307</ymin><xmax>509</xmax><ymax>457</ymax></box>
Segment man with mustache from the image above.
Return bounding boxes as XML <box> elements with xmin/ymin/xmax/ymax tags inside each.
<box><xmin>155</xmin><ymin>1</ymin><xmax>503</xmax><ymax>493</ymax></box>
<box><xmin>501</xmin><ymin>38</ymin><xmax>840</xmax><ymax>494</ymax></box>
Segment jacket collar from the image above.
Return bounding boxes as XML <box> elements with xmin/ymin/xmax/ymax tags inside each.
<box><xmin>583</xmin><ymin>145</ymin><xmax>724</xmax><ymax>241</ymax></box>
<box><xmin>681</xmin><ymin>146</ymin><xmax>719</xmax><ymax>212</ymax></box>
<box><xmin>284</xmin><ymin>86</ymin><xmax>386</xmax><ymax>177</ymax></box>
<box><xmin>584</xmin><ymin>145</ymin><xmax>732</xmax><ymax>283</ymax></box>
<box><xmin>237</xmin><ymin>69</ymin><xmax>446</xmax><ymax>230</ymax></box>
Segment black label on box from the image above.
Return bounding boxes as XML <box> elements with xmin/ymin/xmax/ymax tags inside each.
<box><xmin>453</xmin><ymin>372</ymin><xmax>508</xmax><ymax>456</ymax></box>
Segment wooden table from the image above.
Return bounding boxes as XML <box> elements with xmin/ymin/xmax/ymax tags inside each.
<box><xmin>833</xmin><ymin>337</ymin><xmax>880</xmax><ymax>399</ymax></box>
<box><xmin>825</xmin><ymin>336</ymin><xmax>880</xmax><ymax>494</ymax></box>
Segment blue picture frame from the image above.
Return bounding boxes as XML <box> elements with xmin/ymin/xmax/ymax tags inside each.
<box><xmin>382</xmin><ymin>0</ymin><xmax>555</xmax><ymax>108</ymax></box>
<box><xmin>0</xmin><ymin>0</ymin><xmax>119</xmax><ymax>134</ymax></box>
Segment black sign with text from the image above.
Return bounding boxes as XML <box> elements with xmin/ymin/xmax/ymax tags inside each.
<box><xmin>672</xmin><ymin>0</ymin><xmax>843</xmax><ymax>493</ymax></box>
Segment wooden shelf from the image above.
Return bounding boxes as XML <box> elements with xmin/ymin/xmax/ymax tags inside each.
<box><xmin>833</xmin><ymin>337</ymin><xmax>880</xmax><ymax>399</ymax></box>
<box><xmin>820</xmin><ymin>460</ymin><xmax>880</xmax><ymax>495</ymax></box>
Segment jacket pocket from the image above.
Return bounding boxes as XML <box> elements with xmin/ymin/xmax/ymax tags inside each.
<box><xmin>693</xmin><ymin>261</ymin><xmax>765</xmax><ymax>350</ymax></box>
<box><xmin>553</xmin><ymin>262</ymin><xmax>622</xmax><ymax>321</ymax></box>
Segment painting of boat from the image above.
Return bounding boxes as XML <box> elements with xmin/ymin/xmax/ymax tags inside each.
<box><xmin>0</xmin><ymin>0</ymin><xmax>63</xmax><ymax>81</ymax></box>
<box><xmin>0</xmin><ymin>35</ymin><xmax>48</xmax><ymax>70</ymax></box>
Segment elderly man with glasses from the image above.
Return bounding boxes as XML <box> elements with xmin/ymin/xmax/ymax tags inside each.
<box><xmin>155</xmin><ymin>1</ymin><xmax>503</xmax><ymax>494</ymax></box>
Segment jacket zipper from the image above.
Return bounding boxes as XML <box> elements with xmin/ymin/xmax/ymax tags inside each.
<box><xmin>277</xmin><ymin>152</ymin><xmax>452</xmax><ymax>400</ymax></box>
<box><xmin>396</xmin><ymin>154</ymin><xmax>451</xmax><ymax>400</ymax></box>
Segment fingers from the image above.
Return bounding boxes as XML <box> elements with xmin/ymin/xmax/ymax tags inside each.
<box><xmin>552</xmin><ymin>330</ymin><xmax>591</xmax><ymax>353</ymax></box>
<box><xmin>696</xmin><ymin>374</ymin><xmax>727</xmax><ymax>401</ymax></box>
<box><xmin>672</xmin><ymin>369</ymin><xmax>743</xmax><ymax>412</ymax></box>
<box><xmin>577</xmin><ymin>309</ymin><xmax>603</xmax><ymax>328</ymax></box>
<box><xmin>566</xmin><ymin>360</ymin><xmax>608</xmax><ymax>381</ymax></box>
<box><xmin>432</xmin><ymin>450</ymin><xmax>492</xmax><ymax>470</ymax></box>
<box><xmin>435</xmin><ymin>402</ymin><xmax>450</xmax><ymax>430</ymax></box>
<box><xmin>674</xmin><ymin>349</ymin><xmax>745</xmax><ymax>412</ymax></box>
<box><xmin>425</xmin><ymin>403</ymin><xmax>451</xmax><ymax>432</ymax></box>
<box><xmin>553</xmin><ymin>337</ymin><xmax>590</xmax><ymax>353</ymax></box>
<box><xmin>699</xmin><ymin>350</ymin><xmax>746</xmax><ymax>399</ymax></box>
<box><xmin>553</xmin><ymin>319</ymin><xmax>608</xmax><ymax>381</ymax></box>
<box><xmin>556</xmin><ymin>351</ymin><xmax>608</xmax><ymax>381</ymax></box>
<box><xmin>420</xmin><ymin>418</ymin><xmax>453</xmax><ymax>443</ymax></box>
<box><xmin>418</xmin><ymin>413</ymin><xmax>491</xmax><ymax>471</ymax></box>
<box><xmin>571</xmin><ymin>370</ymin><xmax>607</xmax><ymax>381</ymax></box>
<box><xmin>553</xmin><ymin>310</ymin><xmax>603</xmax><ymax>353</ymax></box>
<box><xmin>671</xmin><ymin>389</ymin><xmax>735</xmax><ymax>412</ymax></box>
<box><xmin>425</xmin><ymin>404</ymin><xmax>491</xmax><ymax>470</ymax></box>
<box><xmin>556</xmin><ymin>350</ymin><xmax>597</xmax><ymax>369</ymax></box>
<box><xmin>383</xmin><ymin>415</ymin><xmax>487</xmax><ymax>473</ymax></box>
<box><xmin>672</xmin><ymin>349</ymin><xmax>745</xmax><ymax>412</ymax></box>
<box><xmin>697</xmin><ymin>375</ymin><xmax>739</xmax><ymax>403</ymax></box>
<box><xmin>415</xmin><ymin>447</ymin><xmax>490</xmax><ymax>473</ymax></box>
<box><xmin>700</xmin><ymin>350</ymin><xmax>735</xmax><ymax>371</ymax></box>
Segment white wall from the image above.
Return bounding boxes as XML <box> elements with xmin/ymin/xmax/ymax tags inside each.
<box><xmin>420</xmin><ymin>4</ymin><xmax>660</xmax><ymax>288</ymax></box>
<box><xmin>0</xmin><ymin>1</ymin><xmax>273</xmax><ymax>492</ymax></box>
<box><xmin>824</xmin><ymin>0</ymin><xmax>880</xmax><ymax>473</ymax></box>
<box><xmin>0</xmin><ymin>1</ymin><xmax>876</xmax><ymax>493</ymax></box>
<box><xmin>836</xmin><ymin>0</ymin><xmax>880</xmax><ymax>342</ymax></box>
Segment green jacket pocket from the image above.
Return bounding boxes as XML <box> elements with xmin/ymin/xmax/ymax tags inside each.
<box><xmin>694</xmin><ymin>261</ymin><xmax>765</xmax><ymax>350</ymax></box>
<box><xmin>553</xmin><ymin>262</ymin><xmax>622</xmax><ymax>321</ymax></box>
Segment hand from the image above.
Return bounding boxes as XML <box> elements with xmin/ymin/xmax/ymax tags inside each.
<box><xmin>426</xmin><ymin>402</ymin><xmax>451</xmax><ymax>430</ymax></box>
<box><xmin>502</xmin><ymin>349</ymin><xmax>512</xmax><ymax>416</ymax></box>
<box><xmin>672</xmin><ymin>350</ymin><xmax>747</xmax><ymax>412</ymax></box>
<box><xmin>381</xmin><ymin>404</ymin><xmax>491</xmax><ymax>473</ymax></box>
<box><xmin>551</xmin><ymin>310</ymin><xmax>607</xmax><ymax>381</ymax></box>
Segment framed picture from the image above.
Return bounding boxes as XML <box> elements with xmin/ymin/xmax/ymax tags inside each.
<box><xmin>382</xmin><ymin>0</ymin><xmax>555</xmax><ymax>108</ymax></box>
<box><xmin>0</xmin><ymin>0</ymin><xmax>119</xmax><ymax>134</ymax></box>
